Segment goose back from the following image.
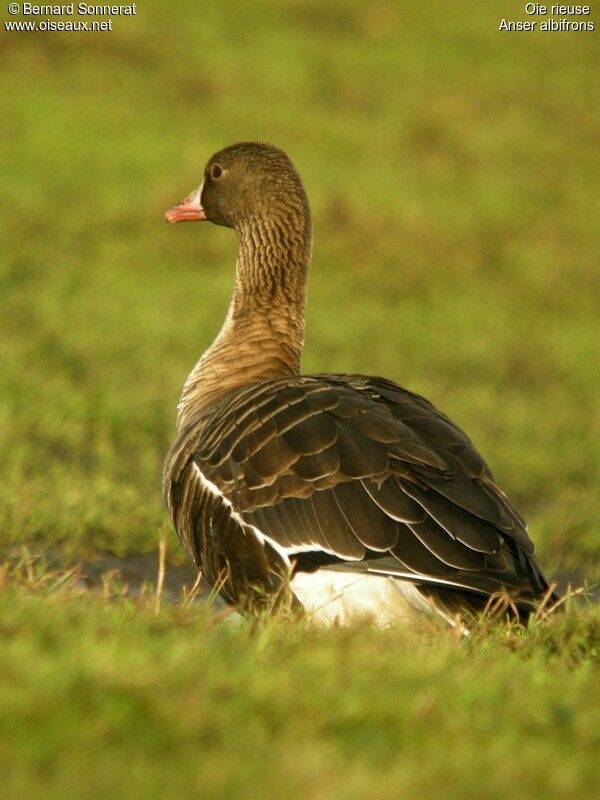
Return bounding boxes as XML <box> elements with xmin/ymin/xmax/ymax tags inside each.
<box><xmin>164</xmin><ymin>373</ymin><xmax>549</xmax><ymax>615</ymax></box>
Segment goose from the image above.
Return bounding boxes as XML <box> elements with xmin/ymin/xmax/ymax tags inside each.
<box><xmin>162</xmin><ymin>142</ymin><xmax>556</xmax><ymax>627</ymax></box>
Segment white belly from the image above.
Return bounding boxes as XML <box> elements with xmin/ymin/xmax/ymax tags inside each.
<box><xmin>290</xmin><ymin>570</ymin><xmax>435</xmax><ymax>627</ymax></box>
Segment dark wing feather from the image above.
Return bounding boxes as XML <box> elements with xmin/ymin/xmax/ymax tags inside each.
<box><xmin>391</xmin><ymin>526</ymin><xmax>461</xmax><ymax>577</ymax></box>
<box><xmin>164</xmin><ymin>374</ymin><xmax>551</xmax><ymax>614</ymax></box>
<box><xmin>407</xmin><ymin>516</ymin><xmax>486</xmax><ymax>571</ymax></box>
<box><xmin>361</xmin><ymin>478</ymin><xmax>427</xmax><ymax>523</ymax></box>
<box><xmin>400</xmin><ymin>481</ymin><xmax>501</xmax><ymax>554</ymax></box>
<box><xmin>332</xmin><ymin>481</ymin><xmax>399</xmax><ymax>551</ymax></box>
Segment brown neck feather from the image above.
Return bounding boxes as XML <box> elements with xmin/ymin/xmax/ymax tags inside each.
<box><xmin>177</xmin><ymin>202</ymin><xmax>312</xmax><ymax>431</ymax></box>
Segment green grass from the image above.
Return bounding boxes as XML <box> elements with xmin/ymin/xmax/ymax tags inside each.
<box><xmin>0</xmin><ymin>559</ymin><xmax>599</xmax><ymax>800</ymax></box>
<box><xmin>1</xmin><ymin>1</ymin><xmax>599</xmax><ymax>796</ymax></box>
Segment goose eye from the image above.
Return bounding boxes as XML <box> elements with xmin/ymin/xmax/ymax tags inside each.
<box><xmin>211</xmin><ymin>164</ymin><xmax>223</xmax><ymax>180</ymax></box>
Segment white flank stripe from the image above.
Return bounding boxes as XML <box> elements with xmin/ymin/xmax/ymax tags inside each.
<box><xmin>192</xmin><ymin>462</ymin><xmax>292</xmax><ymax>566</ymax></box>
<box><xmin>191</xmin><ymin>464</ymin><xmax>345</xmax><ymax>563</ymax></box>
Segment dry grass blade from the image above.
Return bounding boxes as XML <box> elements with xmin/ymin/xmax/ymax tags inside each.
<box><xmin>180</xmin><ymin>568</ymin><xmax>204</xmax><ymax>607</ymax></box>
<box><xmin>480</xmin><ymin>590</ymin><xmax>519</xmax><ymax>621</ymax></box>
<box><xmin>154</xmin><ymin>528</ymin><xmax>168</xmax><ymax>614</ymax></box>
<box><xmin>534</xmin><ymin>583</ymin><xmax>587</xmax><ymax>623</ymax></box>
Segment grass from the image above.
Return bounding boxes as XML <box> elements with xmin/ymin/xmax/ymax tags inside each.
<box><xmin>0</xmin><ymin>555</ymin><xmax>599</xmax><ymax>800</ymax></box>
<box><xmin>0</xmin><ymin>0</ymin><xmax>599</xmax><ymax>796</ymax></box>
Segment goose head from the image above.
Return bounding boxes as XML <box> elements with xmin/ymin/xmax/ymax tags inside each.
<box><xmin>164</xmin><ymin>141</ymin><xmax>310</xmax><ymax>231</ymax></box>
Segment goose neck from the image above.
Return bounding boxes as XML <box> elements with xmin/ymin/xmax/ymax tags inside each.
<box><xmin>176</xmin><ymin>210</ymin><xmax>312</xmax><ymax>431</ymax></box>
<box><xmin>232</xmin><ymin>210</ymin><xmax>311</xmax><ymax>310</ymax></box>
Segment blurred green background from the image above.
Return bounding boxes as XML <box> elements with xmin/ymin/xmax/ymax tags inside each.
<box><xmin>1</xmin><ymin>0</ymin><xmax>599</xmax><ymax>575</ymax></box>
<box><xmin>1</xmin><ymin>4</ymin><xmax>599</xmax><ymax>799</ymax></box>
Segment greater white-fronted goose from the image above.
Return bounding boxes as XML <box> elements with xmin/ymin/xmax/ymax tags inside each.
<box><xmin>163</xmin><ymin>142</ymin><xmax>556</xmax><ymax>626</ymax></box>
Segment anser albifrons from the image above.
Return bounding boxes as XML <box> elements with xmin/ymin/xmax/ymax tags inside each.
<box><xmin>163</xmin><ymin>142</ymin><xmax>556</xmax><ymax>626</ymax></box>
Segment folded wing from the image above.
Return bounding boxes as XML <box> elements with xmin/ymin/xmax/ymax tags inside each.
<box><xmin>164</xmin><ymin>374</ymin><xmax>550</xmax><ymax>613</ymax></box>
